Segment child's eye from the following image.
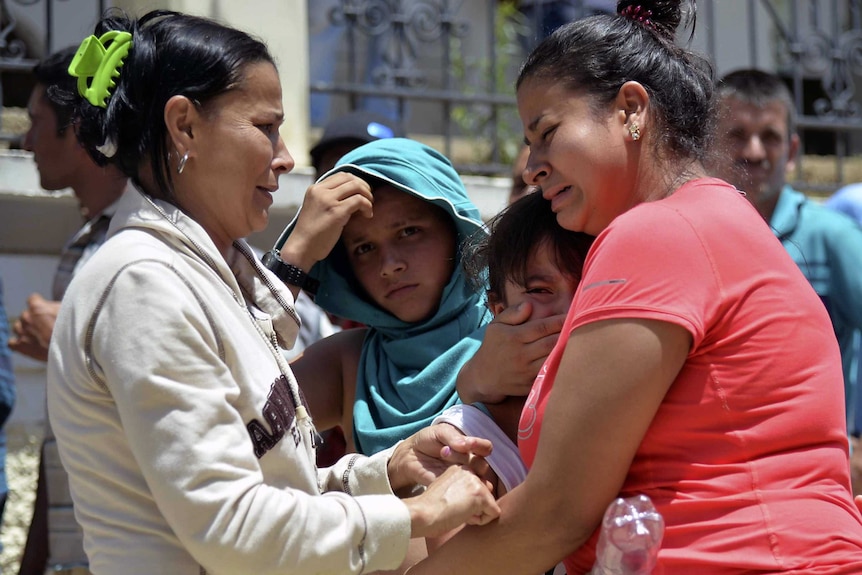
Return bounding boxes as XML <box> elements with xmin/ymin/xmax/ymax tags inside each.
<box><xmin>525</xmin><ymin>286</ymin><xmax>552</xmax><ymax>295</ymax></box>
<box><xmin>400</xmin><ymin>226</ymin><xmax>420</xmax><ymax>238</ymax></box>
<box><xmin>353</xmin><ymin>243</ymin><xmax>373</xmax><ymax>256</ymax></box>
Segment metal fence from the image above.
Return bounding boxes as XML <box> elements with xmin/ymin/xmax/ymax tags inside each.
<box><xmin>4</xmin><ymin>0</ymin><xmax>862</xmax><ymax>190</ymax></box>
<box><xmin>310</xmin><ymin>0</ymin><xmax>862</xmax><ymax>192</ymax></box>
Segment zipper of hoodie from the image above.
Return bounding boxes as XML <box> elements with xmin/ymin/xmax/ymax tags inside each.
<box><xmin>142</xmin><ymin>192</ymin><xmax>314</xmax><ymax>437</ymax></box>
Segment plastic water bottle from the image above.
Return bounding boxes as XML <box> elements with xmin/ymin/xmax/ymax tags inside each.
<box><xmin>591</xmin><ymin>494</ymin><xmax>664</xmax><ymax>575</ymax></box>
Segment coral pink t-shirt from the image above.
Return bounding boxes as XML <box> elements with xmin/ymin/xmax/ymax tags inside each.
<box><xmin>518</xmin><ymin>178</ymin><xmax>862</xmax><ymax>574</ymax></box>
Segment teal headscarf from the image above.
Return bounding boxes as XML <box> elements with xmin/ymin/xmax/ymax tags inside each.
<box><xmin>274</xmin><ymin>138</ymin><xmax>490</xmax><ymax>454</ymax></box>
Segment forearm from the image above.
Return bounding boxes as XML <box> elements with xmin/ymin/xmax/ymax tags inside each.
<box><xmin>409</xmin><ymin>479</ymin><xmax>579</xmax><ymax>575</ymax></box>
<box><xmin>456</xmin><ymin>355</ymin><xmax>503</xmax><ymax>404</ymax></box>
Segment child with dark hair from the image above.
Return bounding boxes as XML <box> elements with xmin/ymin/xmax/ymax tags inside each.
<box><xmin>428</xmin><ymin>194</ymin><xmax>592</xmax><ymax>575</ymax></box>
<box><xmin>437</xmin><ymin>191</ymin><xmax>594</xmax><ymax>498</ymax></box>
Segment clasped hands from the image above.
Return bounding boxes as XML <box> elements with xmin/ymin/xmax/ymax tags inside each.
<box><xmin>387</xmin><ymin>423</ymin><xmax>501</xmax><ymax>539</ymax></box>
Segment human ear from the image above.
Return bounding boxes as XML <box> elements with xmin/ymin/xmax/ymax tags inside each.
<box><xmin>616</xmin><ymin>81</ymin><xmax>650</xmax><ymax>138</ymax></box>
<box><xmin>487</xmin><ymin>292</ymin><xmax>506</xmax><ymax>317</ymax></box>
<box><xmin>785</xmin><ymin>132</ymin><xmax>800</xmax><ymax>173</ymax></box>
<box><xmin>163</xmin><ymin>95</ymin><xmax>197</xmax><ymax>157</ymax></box>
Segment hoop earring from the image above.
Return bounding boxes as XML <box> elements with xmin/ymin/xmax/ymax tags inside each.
<box><xmin>629</xmin><ymin>122</ymin><xmax>641</xmax><ymax>141</ymax></box>
<box><xmin>177</xmin><ymin>151</ymin><xmax>189</xmax><ymax>174</ymax></box>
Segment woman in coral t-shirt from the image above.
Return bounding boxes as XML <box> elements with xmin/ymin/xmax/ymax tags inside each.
<box><xmin>408</xmin><ymin>1</ymin><xmax>862</xmax><ymax>574</ymax></box>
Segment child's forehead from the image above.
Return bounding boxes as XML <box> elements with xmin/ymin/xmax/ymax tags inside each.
<box><xmin>370</xmin><ymin>184</ymin><xmax>451</xmax><ymax>220</ymax></box>
<box><xmin>342</xmin><ymin>183</ymin><xmax>453</xmax><ymax>240</ymax></box>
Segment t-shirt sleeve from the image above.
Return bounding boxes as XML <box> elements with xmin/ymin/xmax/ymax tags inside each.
<box><xmin>568</xmin><ymin>204</ymin><xmax>721</xmax><ymax>348</ymax></box>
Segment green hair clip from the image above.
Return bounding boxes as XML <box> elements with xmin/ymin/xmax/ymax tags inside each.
<box><xmin>68</xmin><ymin>31</ymin><xmax>133</xmax><ymax>108</ymax></box>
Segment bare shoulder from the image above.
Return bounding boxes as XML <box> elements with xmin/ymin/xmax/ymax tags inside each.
<box><xmin>293</xmin><ymin>326</ymin><xmax>367</xmax><ymax>364</ymax></box>
<box><xmin>290</xmin><ymin>327</ymin><xmax>368</xmax><ymax>429</ymax></box>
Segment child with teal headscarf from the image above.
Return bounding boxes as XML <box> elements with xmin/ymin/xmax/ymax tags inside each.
<box><xmin>270</xmin><ymin>138</ymin><xmax>490</xmax><ymax>456</ymax></box>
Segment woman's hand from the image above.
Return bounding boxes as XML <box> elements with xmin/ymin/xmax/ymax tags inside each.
<box><xmin>388</xmin><ymin>423</ymin><xmax>494</xmax><ymax>491</ymax></box>
<box><xmin>457</xmin><ymin>302</ymin><xmax>565</xmax><ymax>404</ymax></box>
<box><xmin>278</xmin><ymin>172</ymin><xmax>374</xmax><ymax>271</ymax></box>
<box><xmin>404</xmin><ymin>465</ymin><xmax>501</xmax><ymax>539</ymax></box>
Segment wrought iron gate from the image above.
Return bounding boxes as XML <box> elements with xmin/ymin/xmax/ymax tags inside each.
<box><xmin>310</xmin><ymin>0</ymin><xmax>862</xmax><ymax>192</ymax></box>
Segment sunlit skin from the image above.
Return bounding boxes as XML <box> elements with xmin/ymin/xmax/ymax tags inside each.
<box><xmin>341</xmin><ymin>185</ymin><xmax>457</xmax><ymax>323</ymax></box>
<box><xmin>168</xmin><ymin>61</ymin><xmax>294</xmax><ymax>256</ymax></box>
<box><xmin>517</xmin><ymin>78</ymin><xmax>638</xmax><ymax>236</ymax></box>
<box><xmin>712</xmin><ymin>96</ymin><xmax>799</xmax><ymax>221</ymax></box>
<box><xmin>23</xmin><ymin>85</ymin><xmax>88</xmax><ymax>192</ymax></box>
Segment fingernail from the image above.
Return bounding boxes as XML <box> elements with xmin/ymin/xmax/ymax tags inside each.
<box><xmin>442</xmin><ymin>446</ymin><xmax>451</xmax><ymax>457</ymax></box>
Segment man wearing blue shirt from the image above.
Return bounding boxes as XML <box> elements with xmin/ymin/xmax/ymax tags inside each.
<box><xmin>711</xmin><ymin>69</ymin><xmax>862</xmax><ymax>495</ymax></box>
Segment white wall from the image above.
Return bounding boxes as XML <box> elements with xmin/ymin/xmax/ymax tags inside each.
<box><xmin>111</xmin><ymin>0</ymin><xmax>313</xmax><ymax>167</ymax></box>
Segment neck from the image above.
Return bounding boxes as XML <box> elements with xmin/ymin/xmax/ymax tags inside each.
<box><xmin>72</xmin><ymin>166</ymin><xmax>128</xmax><ymax>219</ymax></box>
<box><xmin>756</xmin><ymin>191</ymin><xmax>781</xmax><ymax>223</ymax></box>
<box><xmin>638</xmin><ymin>157</ymin><xmax>707</xmax><ymax>204</ymax></box>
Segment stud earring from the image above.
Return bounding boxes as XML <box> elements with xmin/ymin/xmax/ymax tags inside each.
<box><xmin>177</xmin><ymin>151</ymin><xmax>189</xmax><ymax>174</ymax></box>
<box><xmin>629</xmin><ymin>122</ymin><xmax>641</xmax><ymax>141</ymax></box>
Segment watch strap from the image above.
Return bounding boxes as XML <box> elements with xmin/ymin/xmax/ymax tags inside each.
<box><xmin>261</xmin><ymin>250</ymin><xmax>320</xmax><ymax>296</ymax></box>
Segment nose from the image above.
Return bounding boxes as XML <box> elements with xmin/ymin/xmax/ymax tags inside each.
<box><xmin>741</xmin><ymin>135</ymin><xmax>767</xmax><ymax>163</ymax></box>
<box><xmin>523</xmin><ymin>151</ymin><xmax>548</xmax><ymax>187</ymax></box>
<box><xmin>273</xmin><ymin>136</ymin><xmax>295</xmax><ymax>175</ymax></box>
<box><xmin>379</xmin><ymin>245</ymin><xmax>406</xmax><ymax>277</ymax></box>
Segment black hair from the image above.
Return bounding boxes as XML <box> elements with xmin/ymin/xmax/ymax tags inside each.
<box><xmin>73</xmin><ymin>9</ymin><xmax>274</xmax><ymax>203</ymax></box>
<box><xmin>464</xmin><ymin>192</ymin><xmax>594</xmax><ymax>303</ymax></box>
<box><xmin>716</xmin><ymin>68</ymin><xmax>797</xmax><ymax>137</ymax></box>
<box><xmin>32</xmin><ymin>46</ymin><xmax>80</xmax><ymax>136</ymax></box>
<box><xmin>516</xmin><ymin>0</ymin><xmax>714</xmax><ymax>162</ymax></box>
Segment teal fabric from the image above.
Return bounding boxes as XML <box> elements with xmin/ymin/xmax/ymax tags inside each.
<box><xmin>771</xmin><ymin>185</ymin><xmax>862</xmax><ymax>420</ymax></box>
<box><xmin>276</xmin><ymin>138</ymin><xmax>490</xmax><ymax>454</ymax></box>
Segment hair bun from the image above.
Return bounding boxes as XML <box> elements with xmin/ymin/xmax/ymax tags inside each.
<box><xmin>617</xmin><ymin>0</ymin><xmax>692</xmax><ymax>42</ymax></box>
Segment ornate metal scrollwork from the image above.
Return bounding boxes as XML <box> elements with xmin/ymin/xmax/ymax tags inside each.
<box><xmin>799</xmin><ymin>28</ymin><xmax>862</xmax><ymax>118</ymax></box>
<box><xmin>1</xmin><ymin>0</ymin><xmax>33</xmax><ymax>60</ymax></box>
<box><xmin>330</xmin><ymin>0</ymin><xmax>469</xmax><ymax>89</ymax></box>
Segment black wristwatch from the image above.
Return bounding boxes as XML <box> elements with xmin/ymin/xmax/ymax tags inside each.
<box><xmin>262</xmin><ymin>250</ymin><xmax>320</xmax><ymax>296</ymax></box>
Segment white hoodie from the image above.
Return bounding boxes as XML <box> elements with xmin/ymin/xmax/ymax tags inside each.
<box><xmin>47</xmin><ymin>186</ymin><xmax>410</xmax><ymax>575</ymax></box>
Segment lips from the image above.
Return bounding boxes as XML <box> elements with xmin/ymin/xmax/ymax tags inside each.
<box><xmin>547</xmin><ymin>186</ymin><xmax>572</xmax><ymax>212</ymax></box>
<box><xmin>385</xmin><ymin>283</ymin><xmax>418</xmax><ymax>299</ymax></box>
<box><xmin>256</xmin><ymin>186</ymin><xmax>275</xmax><ymax>202</ymax></box>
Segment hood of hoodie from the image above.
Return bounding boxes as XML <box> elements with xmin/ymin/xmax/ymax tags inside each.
<box><xmin>274</xmin><ymin>139</ymin><xmax>491</xmax><ymax>454</ymax></box>
<box><xmin>111</xmin><ymin>185</ymin><xmax>300</xmax><ymax>349</ymax></box>
<box><xmin>276</xmin><ymin>138</ymin><xmax>487</xmax><ymax>333</ymax></box>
